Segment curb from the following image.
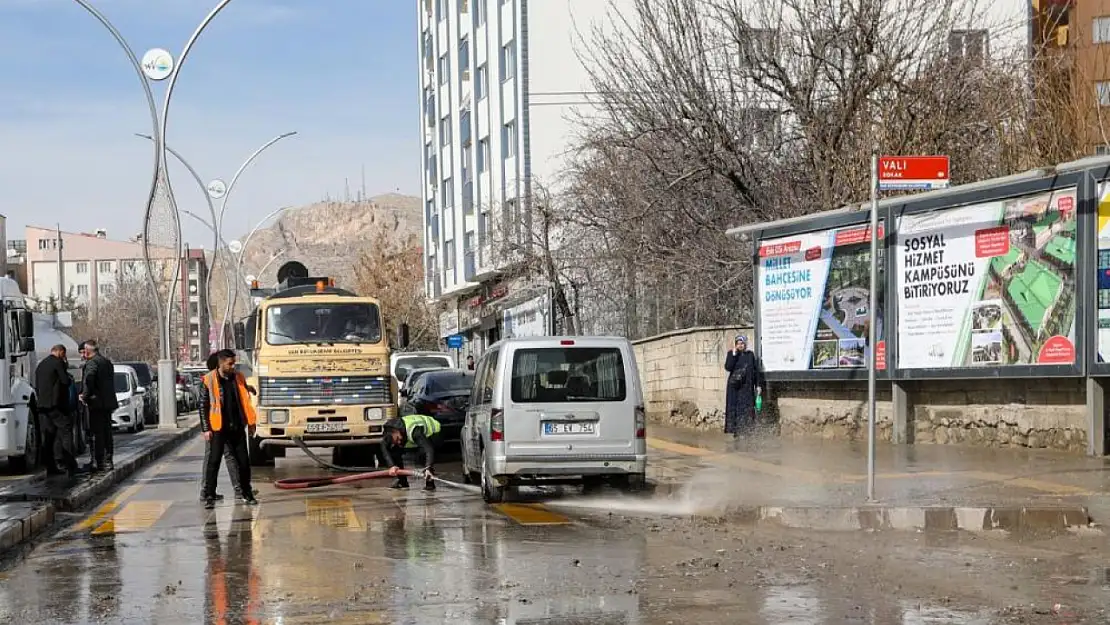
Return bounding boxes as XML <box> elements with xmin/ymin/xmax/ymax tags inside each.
<box><xmin>0</xmin><ymin>420</ymin><xmax>200</xmax><ymax>556</ymax></box>
<box><xmin>644</xmin><ymin>481</ymin><xmax>1094</xmax><ymax>532</ymax></box>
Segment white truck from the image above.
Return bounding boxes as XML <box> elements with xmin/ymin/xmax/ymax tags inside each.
<box><xmin>0</xmin><ymin>276</ymin><xmax>44</xmax><ymax>473</ymax></box>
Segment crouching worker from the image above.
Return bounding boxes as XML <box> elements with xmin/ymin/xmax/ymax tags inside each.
<box><xmin>380</xmin><ymin>414</ymin><xmax>442</xmax><ymax>491</ymax></box>
<box><xmin>200</xmin><ymin>350</ymin><xmax>258</xmax><ymax>510</ymax></box>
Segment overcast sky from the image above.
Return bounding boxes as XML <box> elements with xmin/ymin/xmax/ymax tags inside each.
<box><xmin>0</xmin><ymin>0</ymin><xmax>420</xmax><ymax>248</ymax></box>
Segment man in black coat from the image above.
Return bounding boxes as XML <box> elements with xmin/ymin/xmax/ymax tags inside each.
<box><xmin>35</xmin><ymin>344</ymin><xmax>80</xmax><ymax>477</ymax></box>
<box><xmin>80</xmin><ymin>339</ymin><xmax>118</xmax><ymax>472</ymax></box>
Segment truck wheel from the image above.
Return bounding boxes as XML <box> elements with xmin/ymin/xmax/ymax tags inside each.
<box><xmin>249</xmin><ymin>435</ymin><xmax>275</xmax><ymax>467</ymax></box>
<box><xmin>9</xmin><ymin>410</ymin><xmax>40</xmax><ymax>473</ymax></box>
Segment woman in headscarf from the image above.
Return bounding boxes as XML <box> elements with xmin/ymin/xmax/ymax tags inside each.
<box><xmin>723</xmin><ymin>334</ymin><xmax>764</xmax><ymax>437</ymax></box>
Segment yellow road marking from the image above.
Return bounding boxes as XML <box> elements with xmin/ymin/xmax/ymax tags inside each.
<box><xmin>492</xmin><ymin>503</ymin><xmax>571</xmax><ymax>525</ymax></box>
<box><xmin>92</xmin><ymin>500</ymin><xmax>171</xmax><ymax>535</ymax></box>
<box><xmin>305</xmin><ymin>497</ymin><xmax>364</xmax><ymax>531</ymax></box>
<box><xmin>652</xmin><ymin>437</ymin><xmax>1093</xmax><ymax>495</ymax></box>
<box><xmin>70</xmin><ymin>483</ymin><xmax>145</xmax><ymax>532</ymax></box>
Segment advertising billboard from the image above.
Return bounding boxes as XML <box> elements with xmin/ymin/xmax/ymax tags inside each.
<box><xmin>895</xmin><ymin>187</ymin><xmax>1077</xmax><ymax>370</ymax></box>
<box><xmin>756</xmin><ymin>222</ymin><xmax>884</xmax><ymax>372</ymax></box>
<box><xmin>1098</xmin><ymin>183</ymin><xmax>1110</xmax><ymax>363</ymax></box>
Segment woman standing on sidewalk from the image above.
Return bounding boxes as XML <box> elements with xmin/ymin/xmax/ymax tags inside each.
<box><xmin>724</xmin><ymin>335</ymin><xmax>763</xmax><ymax>437</ymax></box>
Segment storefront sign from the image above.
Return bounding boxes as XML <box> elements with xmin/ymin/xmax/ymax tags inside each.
<box><xmin>439</xmin><ymin>309</ymin><xmax>459</xmax><ymax>338</ymax></box>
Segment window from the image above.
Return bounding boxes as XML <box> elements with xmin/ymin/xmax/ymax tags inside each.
<box><xmin>75</xmin><ymin>262</ymin><xmax>89</xmax><ymax>274</ymax></box>
<box><xmin>1098</xmin><ymin>82</ymin><xmax>1110</xmax><ymax>107</ymax></box>
<box><xmin>438</xmin><ymin>53</ymin><xmax>450</xmax><ymax>85</ymax></box>
<box><xmin>459</xmin><ymin>37</ymin><xmax>470</xmax><ymax>82</ymax></box>
<box><xmin>37</xmin><ymin>238</ymin><xmax>55</xmax><ymax>250</ymax></box>
<box><xmin>510</xmin><ymin>347</ymin><xmax>627</xmax><ymax>403</ymax></box>
<box><xmin>444</xmin><ymin>239</ymin><xmax>456</xmax><ymax>269</ymax></box>
<box><xmin>1096</xmin><ymin>17</ymin><xmax>1110</xmax><ymax>44</ymax></box>
<box><xmin>97</xmin><ymin>261</ymin><xmax>113</xmax><ymax>273</ymax></box>
<box><xmin>743</xmin><ymin>108</ymin><xmax>781</xmax><ymax>150</ymax></box>
<box><xmin>478</xmin><ymin>138</ymin><xmax>490</xmax><ymax>172</ymax></box>
<box><xmin>123</xmin><ymin>260</ymin><xmax>140</xmax><ymax>275</ymax></box>
<box><xmin>100</xmin><ymin>284</ymin><xmax>114</xmax><ymax>296</ymax></box>
<box><xmin>500</xmin><ymin>41</ymin><xmax>516</xmax><ymax>81</ymax></box>
<box><xmin>948</xmin><ymin>30</ymin><xmax>988</xmax><ymax>63</ymax></box>
<box><xmin>436</xmin><ymin>0</ymin><xmax>445</xmax><ymax>21</ymax></box>
<box><xmin>114</xmin><ymin>372</ymin><xmax>131</xmax><ymax>393</ymax></box>
<box><xmin>502</xmin><ymin>122</ymin><xmax>517</xmax><ymax>158</ymax></box>
<box><xmin>1097</xmin><ymin>144</ymin><xmax>1110</xmax><ymax>156</ymax></box>
<box><xmin>459</xmin><ymin>0</ymin><xmax>469</xmax><ymax>13</ymax></box>
<box><xmin>476</xmin><ymin>64</ymin><xmax>488</xmax><ymax>99</ymax></box>
<box><xmin>461</xmin><ymin>144</ymin><xmax>473</xmax><ymax>182</ymax></box>
<box><xmin>739</xmin><ymin>28</ymin><xmax>777</xmax><ymax>66</ymax></box>
<box><xmin>76</xmin><ymin>284</ymin><xmax>89</xmax><ymax>297</ymax></box>
<box><xmin>440</xmin><ymin>114</ymin><xmax>452</xmax><ymax>145</ymax></box>
<box><xmin>442</xmin><ymin>177</ymin><xmax>454</xmax><ymax>208</ymax></box>
<box><xmin>471</xmin><ymin>348</ymin><xmax>500</xmax><ymax>405</ymax></box>
<box><xmin>264</xmin><ymin>303</ymin><xmax>382</xmax><ymax>345</ymax></box>
<box><xmin>464</xmin><ymin>231</ymin><xmax>475</xmax><ymax>257</ymax></box>
<box><xmin>475</xmin><ymin>0</ymin><xmax>485</xmax><ymax>25</ymax></box>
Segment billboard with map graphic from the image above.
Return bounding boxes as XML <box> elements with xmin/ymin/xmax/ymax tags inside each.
<box><xmin>756</xmin><ymin>222</ymin><xmax>885</xmax><ymax>372</ymax></box>
<box><xmin>895</xmin><ymin>187</ymin><xmax>1077</xmax><ymax>369</ymax></box>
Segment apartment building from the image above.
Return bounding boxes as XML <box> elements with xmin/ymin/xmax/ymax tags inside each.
<box><xmin>25</xmin><ymin>226</ymin><xmax>210</xmax><ymax>362</ymax></box>
<box><xmin>418</xmin><ymin>0</ymin><xmax>620</xmax><ymax>352</ymax></box>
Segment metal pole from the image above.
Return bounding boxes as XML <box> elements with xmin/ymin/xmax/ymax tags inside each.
<box><xmin>56</xmin><ymin>224</ymin><xmax>64</xmax><ymax>313</ymax></box>
<box><xmin>220</xmin><ymin>205</ymin><xmax>295</xmax><ymax>342</ymax></box>
<box><xmin>135</xmin><ymin>134</ymin><xmax>230</xmax><ymax>352</ymax></box>
<box><xmin>867</xmin><ymin>152</ymin><xmax>879</xmax><ymax>502</ymax></box>
<box><xmin>153</xmin><ymin>0</ymin><xmax>235</xmax><ymax>427</ymax></box>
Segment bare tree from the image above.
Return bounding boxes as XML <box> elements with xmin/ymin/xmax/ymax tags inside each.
<box><xmin>354</xmin><ymin>226</ymin><xmax>438</xmax><ymax>349</ymax></box>
<box><xmin>75</xmin><ymin>269</ymin><xmax>163</xmax><ymax>363</ymax></box>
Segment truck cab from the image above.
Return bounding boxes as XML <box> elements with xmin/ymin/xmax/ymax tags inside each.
<box><xmin>0</xmin><ymin>277</ymin><xmax>41</xmax><ymax>473</ymax></box>
<box><xmin>234</xmin><ymin>265</ymin><xmax>399</xmax><ymax>467</ymax></box>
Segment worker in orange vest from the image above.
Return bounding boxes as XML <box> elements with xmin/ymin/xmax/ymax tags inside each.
<box><xmin>200</xmin><ymin>349</ymin><xmax>258</xmax><ymax>510</ymax></box>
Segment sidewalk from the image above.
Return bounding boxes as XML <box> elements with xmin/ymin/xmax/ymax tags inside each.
<box><xmin>0</xmin><ymin>414</ymin><xmax>200</xmax><ymax>556</ymax></box>
<box><xmin>644</xmin><ymin>424</ymin><xmax>1110</xmax><ymax>532</ymax></box>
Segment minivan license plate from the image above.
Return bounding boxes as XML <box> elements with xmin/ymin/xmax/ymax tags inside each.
<box><xmin>305</xmin><ymin>423</ymin><xmax>346</xmax><ymax>434</ymax></box>
<box><xmin>543</xmin><ymin>421</ymin><xmax>595</xmax><ymax>435</ymax></box>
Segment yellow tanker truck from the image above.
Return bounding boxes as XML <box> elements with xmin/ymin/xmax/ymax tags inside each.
<box><xmin>233</xmin><ymin>261</ymin><xmax>406</xmax><ymax>467</ymax></box>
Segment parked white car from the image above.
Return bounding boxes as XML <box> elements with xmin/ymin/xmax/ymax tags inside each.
<box><xmin>461</xmin><ymin>336</ymin><xmax>647</xmax><ymax>503</ymax></box>
<box><xmin>112</xmin><ymin>364</ymin><xmax>146</xmax><ymax>433</ymax></box>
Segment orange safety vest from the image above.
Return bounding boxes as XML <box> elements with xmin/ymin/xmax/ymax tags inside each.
<box><xmin>203</xmin><ymin>371</ymin><xmax>257</xmax><ymax>432</ymax></box>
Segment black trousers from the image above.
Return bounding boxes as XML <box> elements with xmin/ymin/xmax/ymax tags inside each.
<box><xmin>199</xmin><ymin>436</ymin><xmax>245</xmax><ymax>497</ymax></box>
<box><xmin>43</xmin><ymin>409</ymin><xmax>78</xmax><ymax>471</ymax></box>
<box><xmin>88</xmin><ymin>408</ymin><xmax>114</xmax><ymax>467</ymax></box>
<box><xmin>202</xmin><ymin>429</ymin><xmax>252</xmax><ymax>500</ymax></box>
<box><xmin>387</xmin><ymin>435</ymin><xmax>440</xmax><ymax>484</ymax></box>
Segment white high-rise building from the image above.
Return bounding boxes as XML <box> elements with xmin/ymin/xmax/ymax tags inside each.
<box><xmin>418</xmin><ymin>0</ymin><xmax>619</xmax><ymax>350</ymax></box>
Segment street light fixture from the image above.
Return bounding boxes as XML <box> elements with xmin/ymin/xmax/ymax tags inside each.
<box><xmin>73</xmin><ymin>0</ymin><xmax>235</xmax><ymax>428</ymax></box>
<box><xmin>220</xmin><ymin>205</ymin><xmax>297</xmax><ymax>339</ymax></box>
<box><xmin>135</xmin><ymin>132</ymin><xmax>298</xmax><ymax>348</ymax></box>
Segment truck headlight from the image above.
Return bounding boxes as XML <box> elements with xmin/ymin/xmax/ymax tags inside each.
<box><xmin>269</xmin><ymin>409</ymin><xmax>289</xmax><ymax>424</ymax></box>
<box><xmin>364</xmin><ymin>407</ymin><xmax>383</xmax><ymax>421</ymax></box>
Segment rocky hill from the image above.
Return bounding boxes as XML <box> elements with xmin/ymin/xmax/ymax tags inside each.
<box><xmin>207</xmin><ymin>194</ymin><xmax>422</xmax><ymax>318</ymax></box>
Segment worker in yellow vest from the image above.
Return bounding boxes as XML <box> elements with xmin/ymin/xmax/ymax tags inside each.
<box><xmin>200</xmin><ymin>349</ymin><xmax>258</xmax><ymax>510</ymax></box>
<box><xmin>381</xmin><ymin>414</ymin><xmax>442</xmax><ymax>491</ymax></box>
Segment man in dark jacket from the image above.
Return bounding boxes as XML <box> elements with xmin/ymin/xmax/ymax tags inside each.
<box><xmin>80</xmin><ymin>339</ymin><xmax>118</xmax><ymax>472</ymax></box>
<box><xmin>35</xmin><ymin>344</ymin><xmax>79</xmax><ymax>477</ymax></box>
<box><xmin>200</xmin><ymin>350</ymin><xmax>258</xmax><ymax>510</ymax></box>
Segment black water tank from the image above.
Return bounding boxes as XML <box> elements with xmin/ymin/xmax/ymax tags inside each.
<box><xmin>276</xmin><ymin>261</ymin><xmax>309</xmax><ymax>284</ymax></box>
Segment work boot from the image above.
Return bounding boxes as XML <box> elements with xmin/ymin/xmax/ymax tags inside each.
<box><xmin>390</xmin><ymin>477</ymin><xmax>410</xmax><ymax>489</ymax></box>
<box><xmin>203</xmin><ymin>498</ymin><xmax>216</xmax><ymax>510</ymax></box>
<box><xmin>423</xmin><ymin>479</ymin><xmax>436</xmax><ymax>492</ymax></box>
<box><xmin>199</xmin><ymin>493</ymin><xmax>225</xmax><ymax>502</ymax></box>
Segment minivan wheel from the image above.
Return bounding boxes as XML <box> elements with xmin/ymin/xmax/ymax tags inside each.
<box><xmin>480</xmin><ymin>449</ymin><xmax>505</xmax><ymax>504</ymax></box>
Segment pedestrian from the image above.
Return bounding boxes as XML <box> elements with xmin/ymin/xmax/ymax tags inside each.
<box><xmin>465</xmin><ymin>355</ymin><xmax>475</xmax><ymax>371</ymax></box>
<box><xmin>199</xmin><ymin>349</ymin><xmax>258</xmax><ymax>510</ymax></box>
<box><xmin>198</xmin><ymin>352</ymin><xmax>257</xmax><ymax>503</ymax></box>
<box><xmin>380</xmin><ymin>414</ymin><xmax>441</xmax><ymax>491</ymax></box>
<box><xmin>723</xmin><ymin>334</ymin><xmax>764</xmax><ymax>438</ymax></box>
<box><xmin>34</xmin><ymin>344</ymin><xmax>80</xmax><ymax>477</ymax></box>
<box><xmin>80</xmin><ymin>339</ymin><xmax>117</xmax><ymax>472</ymax></box>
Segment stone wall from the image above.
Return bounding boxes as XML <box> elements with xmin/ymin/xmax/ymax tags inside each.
<box><xmin>775</xmin><ymin>378</ymin><xmax>1088</xmax><ymax>453</ymax></box>
<box><xmin>632</xmin><ymin>326</ymin><xmax>751</xmax><ymax>431</ymax></box>
<box><xmin>632</xmin><ymin>327</ymin><xmax>1089</xmax><ymax>453</ymax></box>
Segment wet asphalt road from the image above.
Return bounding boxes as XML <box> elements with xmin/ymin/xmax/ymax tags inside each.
<box><xmin>1</xmin><ymin>437</ymin><xmax>1109</xmax><ymax>624</ymax></box>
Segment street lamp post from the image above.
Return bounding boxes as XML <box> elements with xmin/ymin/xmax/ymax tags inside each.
<box><xmin>135</xmin><ymin>132</ymin><xmax>297</xmax><ymax>349</ymax></box>
<box><xmin>74</xmin><ymin>0</ymin><xmax>235</xmax><ymax>428</ymax></box>
<box><xmin>220</xmin><ymin>205</ymin><xmax>297</xmax><ymax>340</ymax></box>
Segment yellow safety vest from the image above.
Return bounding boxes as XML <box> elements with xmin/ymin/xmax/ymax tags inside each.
<box><xmin>402</xmin><ymin>414</ymin><xmax>441</xmax><ymax>448</ymax></box>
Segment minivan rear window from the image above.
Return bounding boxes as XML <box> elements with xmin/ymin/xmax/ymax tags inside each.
<box><xmin>511</xmin><ymin>347</ymin><xmax>626</xmax><ymax>403</ymax></box>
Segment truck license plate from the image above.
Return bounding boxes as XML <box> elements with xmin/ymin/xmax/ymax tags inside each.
<box><xmin>305</xmin><ymin>422</ymin><xmax>346</xmax><ymax>434</ymax></box>
<box><xmin>543</xmin><ymin>421</ymin><xmax>595</xmax><ymax>435</ymax></box>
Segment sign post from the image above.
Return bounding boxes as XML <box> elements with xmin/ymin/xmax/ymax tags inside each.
<box><xmin>869</xmin><ymin>155</ymin><xmax>950</xmax><ymax>501</ymax></box>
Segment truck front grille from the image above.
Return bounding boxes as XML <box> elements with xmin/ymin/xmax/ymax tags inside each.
<box><xmin>259</xmin><ymin>376</ymin><xmax>392</xmax><ymax>407</ymax></box>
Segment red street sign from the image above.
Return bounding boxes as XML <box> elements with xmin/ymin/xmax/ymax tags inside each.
<box><xmin>878</xmin><ymin>155</ymin><xmax>950</xmax><ymax>191</ymax></box>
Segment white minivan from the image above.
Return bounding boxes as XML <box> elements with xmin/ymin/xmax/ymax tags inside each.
<box><xmin>112</xmin><ymin>364</ymin><xmax>146</xmax><ymax>433</ymax></box>
<box><xmin>460</xmin><ymin>336</ymin><xmax>647</xmax><ymax>503</ymax></box>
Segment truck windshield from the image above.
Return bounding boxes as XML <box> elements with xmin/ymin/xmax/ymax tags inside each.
<box><xmin>265</xmin><ymin>303</ymin><xmax>382</xmax><ymax>345</ymax></box>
